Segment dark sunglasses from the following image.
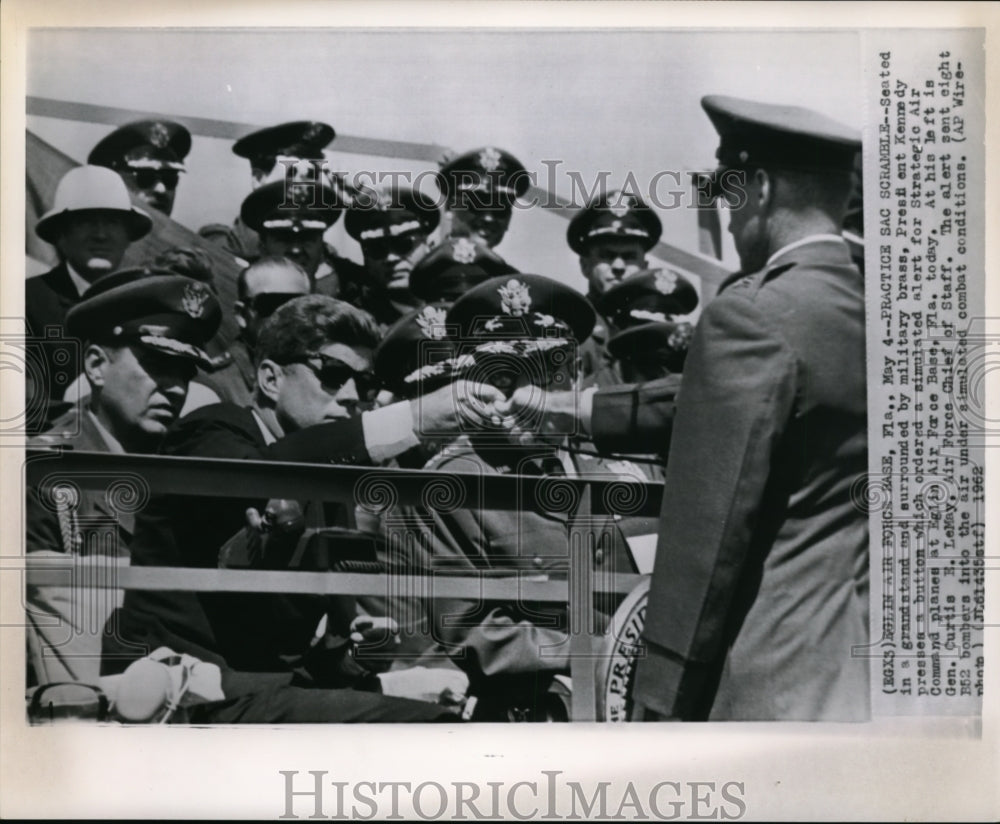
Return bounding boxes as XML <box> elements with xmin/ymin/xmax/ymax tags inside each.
<box><xmin>131</xmin><ymin>169</ymin><xmax>181</xmax><ymax>190</ymax></box>
<box><xmin>287</xmin><ymin>353</ymin><xmax>382</xmax><ymax>398</ymax></box>
<box><xmin>361</xmin><ymin>233</ymin><xmax>425</xmax><ymax>261</ymax></box>
<box><xmin>245</xmin><ymin>292</ymin><xmax>303</xmax><ymax>318</ymax></box>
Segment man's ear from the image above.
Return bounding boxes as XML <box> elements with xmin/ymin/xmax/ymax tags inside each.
<box><xmin>83</xmin><ymin>344</ymin><xmax>110</xmax><ymax>389</ymax></box>
<box><xmin>256</xmin><ymin>359</ymin><xmax>283</xmax><ymax>404</ymax></box>
<box><xmin>754</xmin><ymin>168</ymin><xmax>773</xmax><ymax>209</ymax></box>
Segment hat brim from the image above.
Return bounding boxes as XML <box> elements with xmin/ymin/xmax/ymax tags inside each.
<box><xmin>35</xmin><ymin>205</ymin><xmax>153</xmax><ymax>244</ymax></box>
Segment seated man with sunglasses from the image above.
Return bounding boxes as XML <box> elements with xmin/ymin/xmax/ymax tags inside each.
<box><xmin>201</xmin><ymin>256</ymin><xmax>311</xmax><ymax>406</ymax></box>
<box><xmin>103</xmin><ymin>295</ymin><xmax>500</xmax><ymax>721</ymax></box>
<box><xmin>342</xmin><ymin>184</ymin><xmax>441</xmax><ymax>326</ymax></box>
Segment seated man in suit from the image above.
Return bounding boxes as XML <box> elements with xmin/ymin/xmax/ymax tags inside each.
<box><xmin>103</xmin><ymin>295</ymin><xmax>502</xmax><ymax>722</ymax></box>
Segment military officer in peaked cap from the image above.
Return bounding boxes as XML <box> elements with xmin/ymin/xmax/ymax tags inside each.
<box><xmin>501</xmin><ymin>95</ymin><xmax>868</xmax><ymax>721</ymax></box>
<box><xmin>198</xmin><ymin>120</ymin><xmax>336</xmax><ymax>262</ymax></box>
<box><xmin>437</xmin><ymin>146</ymin><xmax>530</xmax><ymax>250</ymax></box>
<box><xmin>567</xmin><ymin>190</ymin><xmax>663</xmax><ymax>387</ymax></box>
<box><xmin>88</xmin><ymin>120</ymin><xmax>191</xmax><ymax>217</ymax></box>
<box><xmin>343</xmin><ymin>185</ymin><xmax>441</xmax><ymax>324</ymax></box>
<box><xmin>598</xmin><ymin>267</ymin><xmax>699</xmax><ymax>381</ymax></box>
<box><xmin>25</xmin><ymin>269</ymin><xmax>222</xmax><ymax>687</ymax></box>
<box><xmin>239</xmin><ymin>178</ymin><xmax>366</xmax><ymax>299</ymax></box>
<box><xmin>385</xmin><ymin>274</ymin><xmax>653</xmax><ymax>719</ymax></box>
<box><xmin>232</xmin><ymin>120</ymin><xmax>335</xmax><ymax>190</ymax></box>
<box><xmin>408</xmin><ymin>236</ymin><xmax>518</xmax><ymax>305</ymax></box>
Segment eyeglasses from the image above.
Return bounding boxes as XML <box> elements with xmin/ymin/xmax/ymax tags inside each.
<box><xmin>361</xmin><ymin>233</ymin><xmax>425</xmax><ymax>261</ymax></box>
<box><xmin>245</xmin><ymin>292</ymin><xmax>304</xmax><ymax>318</ymax></box>
<box><xmin>130</xmin><ymin>169</ymin><xmax>181</xmax><ymax>190</ymax></box>
<box><xmin>287</xmin><ymin>352</ymin><xmax>382</xmax><ymax>399</ymax></box>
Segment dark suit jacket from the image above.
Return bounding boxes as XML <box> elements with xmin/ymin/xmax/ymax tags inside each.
<box><xmin>102</xmin><ymin>403</ymin><xmax>373</xmax><ymax>676</ymax></box>
<box><xmin>631</xmin><ymin>238</ymin><xmax>869</xmax><ymax>721</ymax></box>
<box><xmin>25</xmin><ymin>263</ymin><xmax>84</xmax><ymax>425</ymax></box>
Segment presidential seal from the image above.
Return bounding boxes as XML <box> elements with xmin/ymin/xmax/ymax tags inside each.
<box><xmin>596</xmin><ymin>576</ymin><xmax>649</xmax><ymax>722</ymax></box>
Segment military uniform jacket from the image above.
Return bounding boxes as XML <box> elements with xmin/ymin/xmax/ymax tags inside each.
<box><xmin>631</xmin><ymin>238</ymin><xmax>869</xmax><ymax>721</ymax></box>
<box><xmin>26</xmin><ymin>406</ymin><xmax>134</xmax><ymax>556</ymax></box>
<box><xmin>388</xmin><ymin>436</ymin><xmax>640</xmax><ymax>688</ymax></box>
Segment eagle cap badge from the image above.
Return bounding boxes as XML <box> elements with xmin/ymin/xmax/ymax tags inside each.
<box><xmin>416</xmin><ymin>305</ymin><xmax>448</xmax><ymax>339</ymax></box>
<box><xmin>451</xmin><ymin>237</ymin><xmax>478</xmax><ymax>264</ymax></box>
<box><xmin>182</xmin><ymin>282</ymin><xmax>210</xmax><ymax>318</ymax></box>
<box><xmin>498</xmin><ymin>279</ymin><xmax>531</xmax><ymax>316</ymax></box>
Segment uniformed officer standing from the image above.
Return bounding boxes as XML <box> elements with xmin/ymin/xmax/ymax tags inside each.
<box><xmin>88</xmin><ymin>120</ymin><xmax>191</xmax><ymax>217</ymax></box>
<box><xmin>436</xmin><ymin>147</ymin><xmax>529</xmax><ymax>251</ymax></box>
<box><xmin>497</xmin><ymin>95</ymin><xmax>869</xmax><ymax>721</ymax></box>
<box><xmin>597</xmin><ymin>267</ymin><xmax>699</xmax><ymax>383</ymax></box>
<box><xmin>198</xmin><ymin>120</ymin><xmax>336</xmax><ymax>263</ymax></box>
<box><xmin>343</xmin><ymin>185</ymin><xmax>441</xmax><ymax>324</ymax></box>
<box><xmin>566</xmin><ymin>190</ymin><xmax>663</xmax><ymax>386</ymax></box>
<box><xmin>238</xmin><ymin>177</ymin><xmax>366</xmax><ymax>299</ymax></box>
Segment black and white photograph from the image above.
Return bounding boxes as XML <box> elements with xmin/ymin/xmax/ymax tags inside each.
<box><xmin>1</xmin><ymin>1</ymin><xmax>996</xmax><ymax>820</ymax></box>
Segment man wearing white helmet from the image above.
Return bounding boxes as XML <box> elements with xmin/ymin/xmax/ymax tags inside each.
<box><xmin>27</xmin><ymin>165</ymin><xmax>152</xmax><ymax>425</ymax></box>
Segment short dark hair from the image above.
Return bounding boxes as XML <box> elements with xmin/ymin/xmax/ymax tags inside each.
<box><xmin>767</xmin><ymin>167</ymin><xmax>854</xmax><ymax>220</ymax></box>
<box><xmin>236</xmin><ymin>255</ymin><xmax>309</xmax><ymax>300</ymax></box>
<box><xmin>255</xmin><ymin>294</ymin><xmax>380</xmax><ymax>365</ymax></box>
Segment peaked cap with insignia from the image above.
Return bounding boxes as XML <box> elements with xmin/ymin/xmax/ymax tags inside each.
<box><xmin>88</xmin><ymin>120</ymin><xmax>192</xmax><ymax>172</ymax></box>
<box><xmin>408</xmin><ymin>237</ymin><xmax>518</xmax><ymax>302</ymax></box>
<box><xmin>597</xmin><ymin>267</ymin><xmax>700</xmax><ymax>329</ymax></box>
<box><xmin>373</xmin><ymin>303</ymin><xmax>466</xmax><ymax>397</ymax></box>
<box><xmin>436</xmin><ymin>146</ymin><xmax>530</xmax><ymax>204</ymax></box>
<box><xmin>66</xmin><ymin>268</ymin><xmax>222</xmax><ymax>369</ymax></box>
<box><xmin>240</xmin><ymin>179</ymin><xmax>343</xmax><ymax>234</ymax></box>
<box><xmin>345</xmin><ymin>185</ymin><xmax>441</xmax><ymax>243</ymax></box>
<box><xmin>702</xmin><ymin>94</ymin><xmax>861</xmax><ymax>175</ymax></box>
<box><xmin>567</xmin><ymin>189</ymin><xmax>662</xmax><ymax>255</ymax></box>
<box><xmin>446</xmin><ymin>274</ymin><xmax>596</xmax><ymax>357</ymax></box>
<box><xmin>232</xmin><ymin>121</ymin><xmax>335</xmax><ymax>176</ymax></box>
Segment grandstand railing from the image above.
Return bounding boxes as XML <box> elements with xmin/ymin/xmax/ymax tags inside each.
<box><xmin>24</xmin><ymin>448</ymin><xmax>662</xmax><ymax>721</ymax></box>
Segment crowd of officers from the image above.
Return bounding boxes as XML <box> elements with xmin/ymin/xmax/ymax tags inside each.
<box><xmin>25</xmin><ymin>94</ymin><xmax>870</xmax><ymax>724</ymax></box>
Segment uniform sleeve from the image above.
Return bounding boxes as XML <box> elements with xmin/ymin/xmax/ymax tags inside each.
<box><xmin>25</xmin><ymin>486</ymin><xmax>68</xmax><ymax>554</ymax></box>
<box><xmin>632</xmin><ymin>289</ymin><xmax>798</xmax><ymax>718</ymax></box>
<box><xmin>590</xmin><ymin>374</ymin><xmax>682</xmax><ymax>456</ymax></box>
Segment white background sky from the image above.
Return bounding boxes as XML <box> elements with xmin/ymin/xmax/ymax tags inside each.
<box><xmin>27</xmin><ymin>28</ymin><xmax>862</xmax><ymax>289</ymax></box>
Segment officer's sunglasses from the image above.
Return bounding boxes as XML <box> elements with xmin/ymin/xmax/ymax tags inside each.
<box><xmin>287</xmin><ymin>352</ymin><xmax>382</xmax><ymax>399</ymax></box>
<box><xmin>245</xmin><ymin>292</ymin><xmax>303</xmax><ymax>318</ymax></box>
<box><xmin>131</xmin><ymin>169</ymin><xmax>181</xmax><ymax>190</ymax></box>
<box><xmin>361</xmin><ymin>233</ymin><xmax>424</xmax><ymax>261</ymax></box>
